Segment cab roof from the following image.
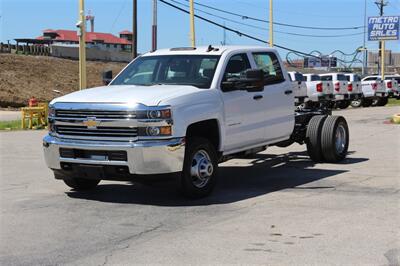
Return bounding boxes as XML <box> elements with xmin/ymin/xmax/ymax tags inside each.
<box><xmin>141</xmin><ymin>45</ymin><xmax>277</xmax><ymax>57</ymax></box>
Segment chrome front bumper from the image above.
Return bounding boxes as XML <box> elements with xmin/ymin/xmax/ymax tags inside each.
<box><xmin>43</xmin><ymin>135</ymin><xmax>185</xmax><ymax>175</ymax></box>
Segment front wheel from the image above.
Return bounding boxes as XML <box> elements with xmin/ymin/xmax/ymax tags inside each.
<box><xmin>321</xmin><ymin>116</ymin><xmax>349</xmax><ymax>163</ymax></box>
<box><xmin>337</xmin><ymin>100</ymin><xmax>350</xmax><ymax>109</ymax></box>
<box><xmin>179</xmin><ymin>137</ymin><xmax>218</xmax><ymax>199</ymax></box>
<box><xmin>63</xmin><ymin>177</ymin><xmax>100</xmax><ymax>191</ymax></box>
<box><xmin>376</xmin><ymin>97</ymin><xmax>388</xmax><ymax>106</ymax></box>
<box><xmin>362</xmin><ymin>98</ymin><xmax>373</xmax><ymax>107</ymax></box>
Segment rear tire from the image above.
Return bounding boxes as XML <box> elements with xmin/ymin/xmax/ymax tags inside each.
<box><xmin>179</xmin><ymin>137</ymin><xmax>218</xmax><ymax>199</ymax></box>
<box><xmin>362</xmin><ymin>98</ymin><xmax>373</xmax><ymax>107</ymax></box>
<box><xmin>63</xmin><ymin>177</ymin><xmax>100</xmax><ymax>191</ymax></box>
<box><xmin>321</xmin><ymin>116</ymin><xmax>349</xmax><ymax>163</ymax></box>
<box><xmin>306</xmin><ymin>115</ymin><xmax>327</xmax><ymax>163</ymax></box>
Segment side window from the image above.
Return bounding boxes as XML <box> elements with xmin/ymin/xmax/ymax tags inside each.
<box><xmin>223</xmin><ymin>54</ymin><xmax>251</xmax><ymax>81</ymax></box>
<box><xmin>252</xmin><ymin>52</ymin><xmax>285</xmax><ymax>85</ymax></box>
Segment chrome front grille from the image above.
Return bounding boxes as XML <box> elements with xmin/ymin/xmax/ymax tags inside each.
<box><xmin>52</xmin><ymin>109</ymin><xmax>138</xmax><ymax>141</ymax></box>
<box><xmin>55</xmin><ymin>125</ymin><xmax>138</xmax><ymax>138</ymax></box>
<box><xmin>55</xmin><ymin>109</ymin><xmax>136</xmax><ymax>120</ymax></box>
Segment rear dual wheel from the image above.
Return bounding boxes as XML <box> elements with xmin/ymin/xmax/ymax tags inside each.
<box><xmin>306</xmin><ymin>115</ymin><xmax>349</xmax><ymax>163</ymax></box>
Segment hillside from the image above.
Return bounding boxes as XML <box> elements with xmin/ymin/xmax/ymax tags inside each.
<box><xmin>0</xmin><ymin>54</ymin><xmax>126</xmax><ymax>107</ymax></box>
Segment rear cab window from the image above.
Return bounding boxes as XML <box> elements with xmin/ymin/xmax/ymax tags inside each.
<box><xmin>252</xmin><ymin>52</ymin><xmax>285</xmax><ymax>85</ymax></box>
<box><xmin>320</xmin><ymin>75</ymin><xmax>333</xmax><ymax>81</ymax></box>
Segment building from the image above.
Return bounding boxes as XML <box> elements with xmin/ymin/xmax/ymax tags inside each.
<box><xmin>36</xmin><ymin>29</ymin><xmax>133</xmax><ymax>52</ymax></box>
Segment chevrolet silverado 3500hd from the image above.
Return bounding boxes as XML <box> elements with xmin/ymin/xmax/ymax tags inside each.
<box><xmin>43</xmin><ymin>46</ymin><xmax>349</xmax><ymax>198</ymax></box>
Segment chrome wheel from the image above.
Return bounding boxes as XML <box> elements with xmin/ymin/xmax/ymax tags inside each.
<box><xmin>190</xmin><ymin>150</ymin><xmax>214</xmax><ymax>188</ymax></box>
<box><xmin>351</xmin><ymin>99</ymin><xmax>361</xmax><ymax>107</ymax></box>
<box><xmin>335</xmin><ymin>124</ymin><xmax>347</xmax><ymax>154</ymax></box>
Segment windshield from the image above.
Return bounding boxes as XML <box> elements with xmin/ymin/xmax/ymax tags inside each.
<box><xmin>111</xmin><ymin>55</ymin><xmax>220</xmax><ymax>89</ymax></box>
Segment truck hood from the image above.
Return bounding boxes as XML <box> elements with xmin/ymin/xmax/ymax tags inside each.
<box><xmin>52</xmin><ymin>85</ymin><xmax>201</xmax><ymax>106</ymax></box>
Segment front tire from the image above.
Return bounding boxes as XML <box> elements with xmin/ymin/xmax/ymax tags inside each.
<box><xmin>63</xmin><ymin>177</ymin><xmax>100</xmax><ymax>191</ymax></box>
<box><xmin>337</xmin><ymin>100</ymin><xmax>350</xmax><ymax>109</ymax></box>
<box><xmin>376</xmin><ymin>97</ymin><xmax>388</xmax><ymax>106</ymax></box>
<box><xmin>321</xmin><ymin>116</ymin><xmax>349</xmax><ymax>163</ymax></box>
<box><xmin>179</xmin><ymin>137</ymin><xmax>218</xmax><ymax>199</ymax></box>
<box><xmin>362</xmin><ymin>98</ymin><xmax>373</xmax><ymax>107</ymax></box>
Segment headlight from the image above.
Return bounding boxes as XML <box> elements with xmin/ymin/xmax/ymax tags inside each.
<box><xmin>139</xmin><ymin>126</ymin><xmax>172</xmax><ymax>137</ymax></box>
<box><xmin>48</xmin><ymin>106</ymin><xmax>55</xmax><ymax>117</ymax></box>
<box><xmin>137</xmin><ymin>108</ymin><xmax>171</xmax><ymax>119</ymax></box>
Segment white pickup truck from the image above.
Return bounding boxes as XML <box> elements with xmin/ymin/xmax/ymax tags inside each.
<box><xmin>43</xmin><ymin>46</ymin><xmax>350</xmax><ymax>198</ymax></box>
<box><xmin>344</xmin><ymin>73</ymin><xmax>363</xmax><ymax>108</ymax></box>
<box><xmin>319</xmin><ymin>73</ymin><xmax>350</xmax><ymax>109</ymax></box>
<box><xmin>287</xmin><ymin>71</ymin><xmax>308</xmax><ymax>104</ymax></box>
<box><xmin>383</xmin><ymin>75</ymin><xmax>400</xmax><ymax>99</ymax></box>
<box><xmin>302</xmin><ymin>73</ymin><xmax>333</xmax><ymax>105</ymax></box>
<box><xmin>360</xmin><ymin>75</ymin><xmax>387</xmax><ymax>107</ymax></box>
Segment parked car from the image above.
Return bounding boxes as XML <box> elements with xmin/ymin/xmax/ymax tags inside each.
<box><xmin>43</xmin><ymin>46</ymin><xmax>350</xmax><ymax>198</ymax></box>
<box><xmin>288</xmin><ymin>71</ymin><xmax>308</xmax><ymax>104</ymax></box>
<box><xmin>303</xmin><ymin>73</ymin><xmax>333</xmax><ymax>106</ymax></box>
<box><xmin>319</xmin><ymin>73</ymin><xmax>349</xmax><ymax>109</ymax></box>
<box><xmin>343</xmin><ymin>73</ymin><xmax>363</xmax><ymax>108</ymax></box>
<box><xmin>360</xmin><ymin>75</ymin><xmax>387</xmax><ymax>107</ymax></box>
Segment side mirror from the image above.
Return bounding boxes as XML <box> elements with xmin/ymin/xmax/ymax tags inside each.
<box><xmin>221</xmin><ymin>81</ymin><xmax>237</xmax><ymax>92</ymax></box>
<box><xmin>241</xmin><ymin>69</ymin><xmax>265</xmax><ymax>91</ymax></box>
<box><xmin>102</xmin><ymin>70</ymin><xmax>113</xmax><ymax>85</ymax></box>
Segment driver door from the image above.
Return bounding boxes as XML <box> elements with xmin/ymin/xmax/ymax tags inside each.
<box><xmin>220</xmin><ymin>53</ymin><xmax>267</xmax><ymax>153</ymax></box>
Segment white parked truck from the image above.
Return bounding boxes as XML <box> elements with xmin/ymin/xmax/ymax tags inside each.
<box><xmin>319</xmin><ymin>73</ymin><xmax>349</xmax><ymax>109</ymax></box>
<box><xmin>302</xmin><ymin>73</ymin><xmax>333</xmax><ymax>105</ymax></box>
<box><xmin>343</xmin><ymin>73</ymin><xmax>363</xmax><ymax>108</ymax></box>
<box><xmin>43</xmin><ymin>46</ymin><xmax>350</xmax><ymax>198</ymax></box>
<box><xmin>360</xmin><ymin>75</ymin><xmax>387</xmax><ymax>107</ymax></box>
<box><xmin>383</xmin><ymin>75</ymin><xmax>400</xmax><ymax>99</ymax></box>
<box><xmin>287</xmin><ymin>71</ymin><xmax>308</xmax><ymax>104</ymax></box>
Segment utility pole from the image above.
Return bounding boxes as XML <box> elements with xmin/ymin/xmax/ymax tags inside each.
<box><xmin>189</xmin><ymin>0</ymin><xmax>196</xmax><ymax>47</ymax></box>
<box><xmin>78</xmin><ymin>0</ymin><xmax>87</xmax><ymax>90</ymax></box>
<box><xmin>362</xmin><ymin>0</ymin><xmax>367</xmax><ymax>75</ymax></box>
<box><xmin>269</xmin><ymin>0</ymin><xmax>273</xmax><ymax>47</ymax></box>
<box><xmin>375</xmin><ymin>0</ymin><xmax>388</xmax><ymax>78</ymax></box>
<box><xmin>132</xmin><ymin>0</ymin><xmax>138</xmax><ymax>58</ymax></box>
<box><xmin>152</xmin><ymin>0</ymin><xmax>157</xmax><ymax>51</ymax></box>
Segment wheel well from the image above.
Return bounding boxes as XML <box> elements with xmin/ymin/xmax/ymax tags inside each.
<box><xmin>186</xmin><ymin>119</ymin><xmax>220</xmax><ymax>152</ymax></box>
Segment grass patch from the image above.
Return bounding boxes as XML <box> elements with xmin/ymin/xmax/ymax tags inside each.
<box><xmin>0</xmin><ymin>119</ymin><xmax>45</xmax><ymax>131</ymax></box>
<box><xmin>387</xmin><ymin>98</ymin><xmax>400</xmax><ymax>106</ymax></box>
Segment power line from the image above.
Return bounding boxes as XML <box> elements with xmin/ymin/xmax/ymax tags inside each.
<box><xmin>182</xmin><ymin>0</ymin><xmax>365</xmax><ymax>30</ymax></box>
<box><xmin>169</xmin><ymin>0</ymin><xmax>365</xmax><ymax>38</ymax></box>
<box><xmin>158</xmin><ymin>0</ymin><xmax>361</xmax><ymax>65</ymax></box>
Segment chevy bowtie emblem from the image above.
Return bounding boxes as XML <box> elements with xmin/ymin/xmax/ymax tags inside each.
<box><xmin>83</xmin><ymin>117</ymin><xmax>99</xmax><ymax>129</ymax></box>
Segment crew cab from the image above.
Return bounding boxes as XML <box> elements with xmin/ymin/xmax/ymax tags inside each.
<box><xmin>302</xmin><ymin>73</ymin><xmax>333</xmax><ymax>104</ymax></box>
<box><xmin>43</xmin><ymin>46</ymin><xmax>349</xmax><ymax>198</ymax></box>
<box><xmin>287</xmin><ymin>71</ymin><xmax>308</xmax><ymax>104</ymax></box>
<box><xmin>360</xmin><ymin>75</ymin><xmax>388</xmax><ymax>106</ymax></box>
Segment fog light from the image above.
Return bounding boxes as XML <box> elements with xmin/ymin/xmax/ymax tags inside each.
<box><xmin>146</xmin><ymin>126</ymin><xmax>161</xmax><ymax>136</ymax></box>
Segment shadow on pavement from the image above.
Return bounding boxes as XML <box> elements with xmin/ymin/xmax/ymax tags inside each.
<box><xmin>66</xmin><ymin>151</ymin><xmax>368</xmax><ymax>206</ymax></box>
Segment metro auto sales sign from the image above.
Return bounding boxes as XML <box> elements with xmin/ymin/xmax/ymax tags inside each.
<box><xmin>368</xmin><ymin>16</ymin><xmax>399</xmax><ymax>41</ymax></box>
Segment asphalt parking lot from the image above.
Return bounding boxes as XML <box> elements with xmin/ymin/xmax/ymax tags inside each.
<box><xmin>1</xmin><ymin>106</ymin><xmax>399</xmax><ymax>265</ymax></box>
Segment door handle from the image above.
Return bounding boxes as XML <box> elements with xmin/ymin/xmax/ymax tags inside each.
<box><xmin>284</xmin><ymin>90</ymin><xmax>293</xmax><ymax>95</ymax></box>
<box><xmin>253</xmin><ymin>95</ymin><xmax>263</xmax><ymax>100</ymax></box>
